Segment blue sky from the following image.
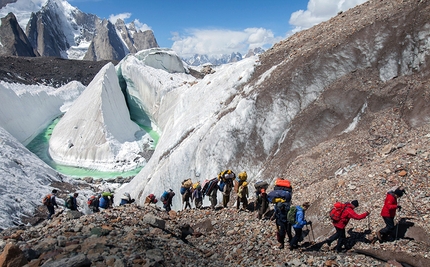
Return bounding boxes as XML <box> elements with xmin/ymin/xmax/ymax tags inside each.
<box><xmin>18</xmin><ymin>0</ymin><xmax>367</xmax><ymax>57</ymax></box>
<box><xmin>66</xmin><ymin>0</ymin><xmax>368</xmax><ymax>56</ymax></box>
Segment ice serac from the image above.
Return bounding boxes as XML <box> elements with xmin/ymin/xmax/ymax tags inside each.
<box><xmin>49</xmin><ymin>62</ymin><xmax>150</xmax><ymax>172</ymax></box>
<box><xmin>0</xmin><ymin>81</ymin><xmax>85</xmax><ymax>145</ymax></box>
<box><xmin>117</xmin><ymin>48</ymin><xmax>190</xmax><ymax>127</ymax></box>
<box><xmin>0</xmin><ymin>125</ymin><xmax>65</xmax><ymax>230</ymax></box>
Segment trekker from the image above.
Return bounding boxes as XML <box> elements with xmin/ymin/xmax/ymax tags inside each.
<box><xmin>209</xmin><ymin>184</ymin><xmax>218</xmax><ymax>209</ymax></box>
<box><xmin>236</xmin><ymin>181</ymin><xmax>249</xmax><ymax>210</ymax></box>
<box><xmin>87</xmin><ymin>194</ymin><xmax>101</xmax><ymax>213</ymax></box>
<box><xmin>325</xmin><ymin>200</ymin><xmax>370</xmax><ymax>252</ymax></box>
<box><xmin>289</xmin><ymin>202</ymin><xmax>312</xmax><ymax>249</ymax></box>
<box><xmin>192</xmin><ymin>184</ymin><xmax>203</xmax><ymax>209</ymax></box>
<box><xmin>257</xmin><ymin>188</ymin><xmax>269</xmax><ymax>219</ymax></box>
<box><xmin>145</xmin><ymin>194</ymin><xmax>158</xmax><ymax>205</ymax></box>
<box><xmin>377</xmin><ymin>187</ymin><xmax>405</xmax><ymax>242</ymax></box>
<box><xmin>163</xmin><ymin>189</ymin><xmax>175</xmax><ymax>212</ymax></box>
<box><xmin>65</xmin><ymin>193</ymin><xmax>79</xmax><ymax>210</ymax></box>
<box><xmin>43</xmin><ymin>189</ymin><xmax>59</xmax><ymax>219</ymax></box>
<box><xmin>99</xmin><ymin>191</ymin><xmax>114</xmax><ymax>209</ymax></box>
<box><xmin>274</xmin><ymin>201</ymin><xmax>292</xmax><ymax>249</ymax></box>
<box><xmin>219</xmin><ymin>170</ymin><xmax>235</xmax><ymax>208</ymax></box>
<box><xmin>120</xmin><ymin>192</ymin><xmax>135</xmax><ymax>206</ymax></box>
<box><xmin>182</xmin><ymin>187</ymin><xmax>192</xmax><ymax>210</ymax></box>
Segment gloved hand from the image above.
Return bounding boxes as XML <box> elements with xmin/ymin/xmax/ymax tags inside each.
<box><xmin>397</xmin><ymin>205</ymin><xmax>402</xmax><ymax>211</ymax></box>
<box><xmin>307</xmin><ymin>221</ymin><xmax>312</xmax><ymax>225</ymax></box>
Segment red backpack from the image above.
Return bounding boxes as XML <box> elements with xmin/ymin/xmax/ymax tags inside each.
<box><xmin>330</xmin><ymin>202</ymin><xmax>347</xmax><ymax>222</ymax></box>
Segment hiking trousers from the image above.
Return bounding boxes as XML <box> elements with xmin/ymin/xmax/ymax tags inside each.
<box><xmin>276</xmin><ymin>222</ymin><xmax>292</xmax><ymax>244</ymax></box>
<box><xmin>290</xmin><ymin>227</ymin><xmax>303</xmax><ymax>248</ymax></box>
<box><xmin>47</xmin><ymin>205</ymin><xmax>55</xmax><ymax>219</ymax></box>
<box><xmin>326</xmin><ymin>227</ymin><xmax>346</xmax><ymax>252</ymax></box>
<box><xmin>236</xmin><ymin>196</ymin><xmax>248</xmax><ymax>209</ymax></box>
<box><xmin>380</xmin><ymin>217</ymin><xmax>395</xmax><ymax>238</ymax></box>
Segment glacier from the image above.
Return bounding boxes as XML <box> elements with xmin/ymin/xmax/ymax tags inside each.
<box><xmin>48</xmin><ymin>63</ymin><xmax>151</xmax><ymax>172</ymax></box>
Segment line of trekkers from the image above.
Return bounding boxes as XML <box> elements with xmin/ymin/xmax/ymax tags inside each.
<box><xmin>152</xmin><ymin>170</ymin><xmax>407</xmax><ymax>252</ymax></box>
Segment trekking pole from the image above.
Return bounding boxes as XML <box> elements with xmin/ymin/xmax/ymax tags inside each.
<box><xmin>306</xmin><ymin>225</ymin><xmax>311</xmax><ymax>243</ymax></box>
<box><xmin>404</xmin><ymin>188</ymin><xmax>424</xmax><ymax>222</ymax></box>
<box><xmin>310</xmin><ymin>223</ymin><xmax>315</xmax><ymax>243</ymax></box>
<box><xmin>395</xmin><ymin>199</ymin><xmax>401</xmax><ymax>242</ymax></box>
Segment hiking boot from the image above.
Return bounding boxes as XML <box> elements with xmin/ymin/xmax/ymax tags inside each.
<box><xmin>376</xmin><ymin>231</ymin><xmax>382</xmax><ymax>241</ymax></box>
<box><xmin>278</xmin><ymin>244</ymin><xmax>284</xmax><ymax>249</ymax></box>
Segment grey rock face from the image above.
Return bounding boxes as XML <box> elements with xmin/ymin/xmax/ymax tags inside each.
<box><xmin>0</xmin><ymin>12</ymin><xmax>38</xmax><ymax>56</ymax></box>
<box><xmin>83</xmin><ymin>18</ymin><xmax>126</xmax><ymax>61</ymax></box>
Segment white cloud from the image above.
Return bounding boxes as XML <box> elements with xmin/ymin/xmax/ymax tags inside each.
<box><xmin>133</xmin><ymin>19</ymin><xmax>151</xmax><ymax>32</ymax></box>
<box><xmin>108</xmin><ymin>13</ymin><xmax>151</xmax><ymax>32</ymax></box>
<box><xmin>108</xmin><ymin>12</ymin><xmax>132</xmax><ymax>24</ymax></box>
<box><xmin>289</xmin><ymin>0</ymin><xmax>368</xmax><ymax>32</ymax></box>
<box><xmin>171</xmin><ymin>28</ymin><xmax>282</xmax><ymax>57</ymax></box>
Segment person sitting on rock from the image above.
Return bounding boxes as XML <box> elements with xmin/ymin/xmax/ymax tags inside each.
<box><xmin>120</xmin><ymin>192</ymin><xmax>135</xmax><ymax>206</ymax></box>
<box><xmin>99</xmin><ymin>191</ymin><xmax>114</xmax><ymax>209</ymax></box>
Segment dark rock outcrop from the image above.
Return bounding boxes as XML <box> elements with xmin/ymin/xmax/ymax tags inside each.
<box><xmin>0</xmin><ymin>12</ymin><xmax>38</xmax><ymax>57</ymax></box>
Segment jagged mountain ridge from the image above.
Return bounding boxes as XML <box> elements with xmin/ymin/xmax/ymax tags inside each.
<box><xmin>0</xmin><ymin>0</ymin><xmax>159</xmax><ymax>60</ymax></box>
<box><xmin>182</xmin><ymin>47</ymin><xmax>265</xmax><ymax>66</ymax></box>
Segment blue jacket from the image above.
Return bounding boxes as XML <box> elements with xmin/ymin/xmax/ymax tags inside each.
<box><xmin>292</xmin><ymin>206</ymin><xmax>307</xmax><ymax>229</ymax></box>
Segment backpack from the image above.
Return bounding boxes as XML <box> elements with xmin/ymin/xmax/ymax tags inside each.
<box><xmin>218</xmin><ymin>181</ymin><xmax>226</xmax><ymax>192</ymax></box>
<box><xmin>202</xmin><ymin>178</ymin><xmax>218</xmax><ymax>196</ymax></box>
<box><xmin>267</xmin><ymin>190</ymin><xmax>291</xmax><ymax>203</ymax></box>
<box><xmin>180</xmin><ymin>186</ymin><xmax>187</xmax><ymax>195</ymax></box>
<box><xmin>42</xmin><ymin>194</ymin><xmax>52</xmax><ymax>206</ymax></box>
<box><xmin>275</xmin><ymin>202</ymin><xmax>290</xmax><ymax>222</ymax></box>
<box><xmin>330</xmin><ymin>202</ymin><xmax>347</xmax><ymax>222</ymax></box>
<box><xmin>287</xmin><ymin>206</ymin><xmax>298</xmax><ymax>225</ymax></box>
<box><xmin>87</xmin><ymin>196</ymin><xmax>96</xmax><ymax>206</ymax></box>
<box><xmin>275</xmin><ymin>178</ymin><xmax>292</xmax><ymax>192</ymax></box>
<box><xmin>160</xmin><ymin>191</ymin><xmax>169</xmax><ymax>202</ymax></box>
<box><xmin>65</xmin><ymin>196</ymin><xmax>73</xmax><ymax>209</ymax></box>
<box><xmin>254</xmin><ymin>180</ymin><xmax>269</xmax><ymax>190</ymax></box>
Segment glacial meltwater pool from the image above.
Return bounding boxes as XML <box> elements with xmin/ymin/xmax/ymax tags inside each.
<box><xmin>26</xmin><ymin>117</ymin><xmax>159</xmax><ymax>178</ymax></box>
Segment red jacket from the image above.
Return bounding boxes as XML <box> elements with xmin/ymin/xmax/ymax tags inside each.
<box><xmin>333</xmin><ymin>203</ymin><xmax>368</xmax><ymax>229</ymax></box>
<box><xmin>380</xmin><ymin>192</ymin><xmax>398</xmax><ymax>218</ymax></box>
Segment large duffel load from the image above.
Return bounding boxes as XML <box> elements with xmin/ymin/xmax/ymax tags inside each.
<box><xmin>267</xmin><ymin>190</ymin><xmax>292</xmax><ymax>203</ymax></box>
<box><xmin>202</xmin><ymin>178</ymin><xmax>218</xmax><ymax>196</ymax></box>
<box><xmin>218</xmin><ymin>169</ymin><xmax>235</xmax><ymax>182</ymax></box>
<box><xmin>254</xmin><ymin>180</ymin><xmax>269</xmax><ymax>190</ymax></box>
<box><xmin>236</xmin><ymin>171</ymin><xmax>247</xmax><ymax>183</ymax></box>
<box><xmin>274</xmin><ymin>178</ymin><xmax>293</xmax><ymax>192</ymax></box>
<box><xmin>182</xmin><ymin>178</ymin><xmax>193</xmax><ymax>188</ymax></box>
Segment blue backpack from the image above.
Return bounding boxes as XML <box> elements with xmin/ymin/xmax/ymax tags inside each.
<box><xmin>160</xmin><ymin>191</ymin><xmax>169</xmax><ymax>202</ymax></box>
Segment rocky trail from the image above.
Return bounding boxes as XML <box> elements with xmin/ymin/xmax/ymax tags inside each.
<box><xmin>0</xmin><ymin>191</ymin><xmax>429</xmax><ymax>267</ymax></box>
